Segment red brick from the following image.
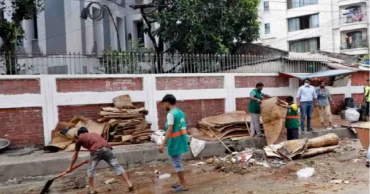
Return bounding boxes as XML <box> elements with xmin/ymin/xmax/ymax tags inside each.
<box><xmin>58</xmin><ymin>102</ymin><xmax>145</xmax><ymax>121</ymax></box>
<box><xmin>235</xmin><ymin>76</ymin><xmax>289</xmax><ymax>88</ymax></box>
<box><xmin>156</xmin><ymin>76</ymin><xmax>224</xmax><ymax>90</ymax></box>
<box><xmin>0</xmin><ymin>107</ymin><xmax>44</xmax><ymax>147</ymax></box>
<box><xmin>157</xmin><ymin>99</ymin><xmax>225</xmax><ymax>129</ymax></box>
<box><xmin>351</xmin><ymin>72</ymin><xmax>369</xmax><ymax>86</ymax></box>
<box><xmin>236</xmin><ymin>96</ymin><xmax>289</xmax><ymax>112</ymax></box>
<box><xmin>0</xmin><ymin>79</ymin><xmax>40</xmax><ymax>95</ymax></box>
<box><xmin>353</xmin><ymin>94</ymin><xmax>363</xmax><ymax>106</ymax></box>
<box><xmin>56</xmin><ymin>78</ymin><xmax>143</xmax><ymax>93</ymax></box>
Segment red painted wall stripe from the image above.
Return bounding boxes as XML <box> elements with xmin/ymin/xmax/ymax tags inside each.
<box><xmin>56</xmin><ymin>78</ymin><xmax>143</xmax><ymax>93</ymax></box>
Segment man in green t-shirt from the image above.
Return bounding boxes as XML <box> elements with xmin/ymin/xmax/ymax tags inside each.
<box><xmin>248</xmin><ymin>82</ymin><xmax>271</xmax><ymax>137</ymax></box>
<box><xmin>159</xmin><ymin>94</ymin><xmax>189</xmax><ymax>192</ymax></box>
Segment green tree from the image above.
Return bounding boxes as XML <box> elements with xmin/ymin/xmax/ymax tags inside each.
<box><xmin>0</xmin><ymin>0</ymin><xmax>44</xmax><ymax>74</ymax></box>
<box><xmin>132</xmin><ymin>0</ymin><xmax>260</xmax><ymax>72</ymax></box>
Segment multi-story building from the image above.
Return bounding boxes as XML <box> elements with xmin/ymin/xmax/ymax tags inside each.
<box><xmin>0</xmin><ymin>0</ymin><xmax>154</xmax><ymax>54</ymax></box>
<box><xmin>257</xmin><ymin>0</ymin><xmax>370</xmax><ymax>55</ymax></box>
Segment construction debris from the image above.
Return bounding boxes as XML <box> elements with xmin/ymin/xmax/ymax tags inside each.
<box><xmin>209</xmin><ymin>148</ymin><xmax>266</xmax><ymax>174</ymax></box>
<box><xmin>209</xmin><ymin>133</ymin><xmax>341</xmax><ymax>175</ymax></box>
<box><xmin>265</xmin><ymin>133</ymin><xmax>340</xmax><ymax>161</ymax></box>
<box><xmin>190</xmin><ymin>111</ymin><xmax>250</xmax><ymax>141</ymax></box>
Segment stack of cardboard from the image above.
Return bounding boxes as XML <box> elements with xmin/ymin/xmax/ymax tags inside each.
<box><xmin>97</xmin><ymin>95</ymin><xmax>152</xmax><ymax>144</ymax></box>
<box><xmin>190</xmin><ymin>111</ymin><xmax>250</xmax><ymax>141</ymax></box>
<box><xmin>44</xmin><ymin>116</ymin><xmax>109</xmax><ymax>152</ymax></box>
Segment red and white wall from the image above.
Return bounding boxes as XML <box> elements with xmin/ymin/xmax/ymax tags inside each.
<box><xmin>0</xmin><ymin>72</ymin><xmax>367</xmax><ymax>147</ymax></box>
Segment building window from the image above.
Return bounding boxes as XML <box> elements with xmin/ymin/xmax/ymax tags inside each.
<box><xmin>264</xmin><ymin>2</ymin><xmax>269</xmax><ymax>11</ymax></box>
<box><xmin>344</xmin><ymin>31</ymin><xmax>363</xmax><ymax>49</ymax></box>
<box><xmin>136</xmin><ymin>21</ymin><xmax>144</xmax><ymax>46</ymax></box>
<box><xmin>0</xmin><ymin>9</ymin><xmax>4</xmax><ymax>20</ymax></box>
<box><xmin>265</xmin><ymin>23</ymin><xmax>270</xmax><ymax>34</ymax></box>
<box><xmin>288</xmin><ymin>0</ymin><xmax>318</xmax><ymax>9</ymax></box>
<box><xmin>341</xmin><ymin>6</ymin><xmax>364</xmax><ymax>24</ymax></box>
<box><xmin>32</xmin><ymin>12</ymin><xmax>38</xmax><ymax>39</ymax></box>
<box><xmin>288</xmin><ymin>14</ymin><xmax>319</xmax><ymax>32</ymax></box>
<box><xmin>289</xmin><ymin>37</ymin><xmax>320</xmax><ymax>52</ymax></box>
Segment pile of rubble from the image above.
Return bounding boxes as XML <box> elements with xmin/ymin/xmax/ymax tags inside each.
<box><xmin>207</xmin><ymin>148</ymin><xmax>270</xmax><ymax>174</ymax></box>
<box><xmin>207</xmin><ymin>133</ymin><xmax>341</xmax><ymax>174</ymax></box>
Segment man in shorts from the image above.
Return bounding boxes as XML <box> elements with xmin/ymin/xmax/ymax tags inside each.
<box><xmin>159</xmin><ymin>94</ymin><xmax>189</xmax><ymax>192</ymax></box>
<box><xmin>66</xmin><ymin>127</ymin><xmax>133</xmax><ymax>194</ymax></box>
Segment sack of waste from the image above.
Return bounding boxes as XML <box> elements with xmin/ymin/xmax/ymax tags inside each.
<box><xmin>345</xmin><ymin>108</ymin><xmax>360</xmax><ymax>122</ymax></box>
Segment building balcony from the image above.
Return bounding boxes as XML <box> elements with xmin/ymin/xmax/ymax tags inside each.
<box><xmin>339</xmin><ymin>0</ymin><xmax>367</xmax><ymax>7</ymax></box>
<box><xmin>340</xmin><ymin>38</ymin><xmax>368</xmax><ymax>55</ymax></box>
<box><xmin>339</xmin><ymin>14</ymin><xmax>368</xmax><ymax>31</ymax></box>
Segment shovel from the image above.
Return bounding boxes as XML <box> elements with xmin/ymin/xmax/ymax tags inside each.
<box><xmin>40</xmin><ymin>159</ymin><xmax>88</xmax><ymax>194</ymax></box>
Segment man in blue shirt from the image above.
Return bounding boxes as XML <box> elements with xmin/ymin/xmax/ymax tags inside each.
<box><xmin>296</xmin><ymin>79</ymin><xmax>317</xmax><ymax>133</ymax></box>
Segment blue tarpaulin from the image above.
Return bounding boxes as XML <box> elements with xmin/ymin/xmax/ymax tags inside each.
<box><xmin>278</xmin><ymin>70</ymin><xmax>356</xmax><ymax>80</ymax></box>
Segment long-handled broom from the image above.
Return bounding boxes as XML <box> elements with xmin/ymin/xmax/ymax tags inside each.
<box><xmin>40</xmin><ymin>159</ymin><xmax>88</xmax><ymax>194</ymax></box>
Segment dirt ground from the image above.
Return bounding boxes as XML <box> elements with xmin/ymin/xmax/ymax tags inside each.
<box><xmin>0</xmin><ymin>139</ymin><xmax>369</xmax><ymax>194</ymax></box>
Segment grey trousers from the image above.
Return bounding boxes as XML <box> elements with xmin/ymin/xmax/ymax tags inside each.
<box><xmin>250</xmin><ymin>113</ymin><xmax>262</xmax><ymax>136</ymax></box>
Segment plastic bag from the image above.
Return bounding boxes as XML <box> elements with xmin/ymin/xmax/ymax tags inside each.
<box><xmin>345</xmin><ymin>108</ymin><xmax>360</xmax><ymax>122</ymax></box>
<box><xmin>151</xmin><ymin>134</ymin><xmax>164</xmax><ymax>146</ymax></box>
<box><xmin>190</xmin><ymin>137</ymin><xmax>206</xmax><ymax>157</ymax></box>
<box><xmin>296</xmin><ymin>167</ymin><xmax>315</xmax><ymax>178</ymax></box>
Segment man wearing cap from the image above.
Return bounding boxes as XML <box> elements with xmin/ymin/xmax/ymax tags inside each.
<box><xmin>66</xmin><ymin>127</ymin><xmax>134</xmax><ymax>194</ymax></box>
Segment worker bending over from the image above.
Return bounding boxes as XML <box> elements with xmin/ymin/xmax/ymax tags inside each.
<box><xmin>66</xmin><ymin>127</ymin><xmax>134</xmax><ymax>194</ymax></box>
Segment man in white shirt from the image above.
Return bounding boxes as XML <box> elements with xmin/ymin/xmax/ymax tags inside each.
<box><xmin>296</xmin><ymin>79</ymin><xmax>317</xmax><ymax>133</ymax></box>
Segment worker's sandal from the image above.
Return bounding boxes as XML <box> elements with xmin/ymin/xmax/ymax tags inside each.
<box><xmin>128</xmin><ymin>186</ymin><xmax>135</xmax><ymax>192</ymax></box>
<box><xmin>366</xmin><ymin>161</ymin><xmax>369</xmax><ymax>168</ymax></box>
<box><xmin>172</xmin><ymin>185</ymin><xmax>189</xmax><ymax>193</ymax></box>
